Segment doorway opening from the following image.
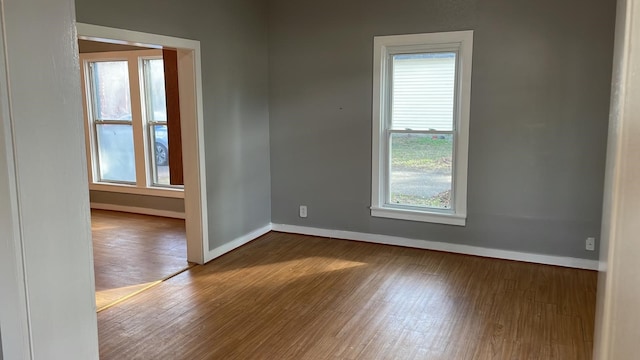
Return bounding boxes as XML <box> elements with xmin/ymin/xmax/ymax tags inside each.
<box><xmin>76</xmin><ymin>24</ymin><xmax>209</xmax><ymax>310</ymax></box>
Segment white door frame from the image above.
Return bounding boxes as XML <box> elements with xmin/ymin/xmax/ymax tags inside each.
<box><xmin>76</xmin><ymin>23</ymin><xmax>209</xmax><ymax>264</ymax></box>
<box><xmin>0</xmin><ymin>3</ymin><xmax>32</xmax><ymax>357</ymax></box>
<box><xmin>593</xmin><ymin>0</ymin><xmax>640</xmax><ymax>357</ymax></box>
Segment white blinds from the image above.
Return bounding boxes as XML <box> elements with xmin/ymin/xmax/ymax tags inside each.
<box><xmin>391</xmin><ymin>52</ymin><xmax>456</xmax><ymax>131</ymax></box>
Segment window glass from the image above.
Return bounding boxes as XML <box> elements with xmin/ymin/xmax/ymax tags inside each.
<box><xmin>91</xmin><ymin>61</ymin><xmax>132</xmax><ymax>121</ymax></box>
<box><xmin>142</xmin><ymin>58</ymin><xmax>171</xmax><ymax>186</ymax></box>
<box><xmin>144</xmin><ymin>59</ymin><xmax>167</xmax><ymax>122</ymax></box>
<box><xmin>96</xmin><ymin>124</ymin><xmax>136</xmax><ymax>182</ymax></box>
<box><xmin>389</xmin><ymin>133</ymin><xmax>453</xmax><ymax>209</ymax></box>
<box><xmin>391</xmin><ymin>52</ymin><xmax>456</xmax><ymax>131</ymax></box>
<box><xmin>151</xmin><ymin>124</ymin><xmax>170</xmax><ymax>185</ymax></box>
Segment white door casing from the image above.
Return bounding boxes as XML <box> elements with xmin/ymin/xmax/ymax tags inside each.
<box><xmin>76</xmin><ymin>23</ymin><xmax>210</xmax><ymax>264</ymax></box>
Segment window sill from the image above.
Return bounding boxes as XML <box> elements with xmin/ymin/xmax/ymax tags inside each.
<box><xmin>370</xmin><ymin>206</ymin><xmax>466</xmax><ymax>226</ymax></box>
<box><xmin>89</xmin><ymin>182</ymin><xmax>184</xmax><ymax>199</ymax></box>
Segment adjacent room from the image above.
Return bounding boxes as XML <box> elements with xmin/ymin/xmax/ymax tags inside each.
<box><xmin>4</xmin><ymin>0</ymin><xmax>639</xmax><ymax>359</ymax></box>
<box><xmin>76</xmin><ymin>39</ymin><xmax>192</xmax><ymax>311</ymax></box>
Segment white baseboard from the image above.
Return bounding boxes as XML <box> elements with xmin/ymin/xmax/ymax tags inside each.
<box><xmin>271</xmin><ymin>224</ymin><xmax>599</xmax><ymax>270</ymax></box>
<box><xmin>204</xmin><ymin>224</ymin><xmax>272</xmax><ymax>263</ymax></box>
<box><xmin>193</xmin><ymin>222</ymin><xmax>599</xmax><ymax>270</ymax></box>
<box><xmin>90</xmin><ymin>202</ymin><xmax>186</xmax><ymax>219</ymax></box>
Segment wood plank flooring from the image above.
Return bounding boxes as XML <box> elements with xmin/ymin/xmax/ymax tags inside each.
<box><xmin>98</xmin><ymin>232</ymin><xmax>596</xmax><ymax>359</ymax></box>
<box><xmin>92</xmin><ymin>209</ymin><xmax>189</xmax><ymax>311</ymax></box>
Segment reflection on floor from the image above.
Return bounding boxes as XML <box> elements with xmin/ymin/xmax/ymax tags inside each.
<box><xmin>92</xmin><ymin>209</ymin><xmax>190</xmax><ymax>311</ymax></box>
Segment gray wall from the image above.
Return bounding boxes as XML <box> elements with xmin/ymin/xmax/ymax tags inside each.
<box><xmin>90</xmin><ymin>191</ymin><xmax>185</xmax><ymax>213</ymax></box>
<box><xmin>268</xmin><ymin>0</ymin><xmax>616</xmax><ymax>259</ymax></box>
<box><xmin>89</xmin><ymin>190</ymin><xmax>183</xmax><ymax>213</ymax></box>
<box><xmin>75</xmin><ymin>0</ymin><xmax>272</xmax><ymax>250</ymax></box>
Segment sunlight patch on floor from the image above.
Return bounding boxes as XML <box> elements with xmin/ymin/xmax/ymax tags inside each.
<box><xmin>205</xmin><ymin>257</ymin><xmax>368</xmax><ymax>282</ymax></box>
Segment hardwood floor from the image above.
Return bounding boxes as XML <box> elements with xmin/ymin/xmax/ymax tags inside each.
<box><xmin>98</xmin><ymin>232</ymin><xmax>596</xmax><ymax>359</ymax></box>
<box><xmin>92</xmin><ymin>209</ymin><xmax>189</xmax><ymax>311</ymax></box>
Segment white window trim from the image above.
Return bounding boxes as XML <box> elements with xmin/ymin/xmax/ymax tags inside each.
<box><xmin>371</xmin><ymin>31</ymin><xmax>473</xmax><ymax>226</ymax></box>
<box><xmin>79</xmin><ymin>49</ymin><xmax>185</xmax><ymax>198</ymax></box>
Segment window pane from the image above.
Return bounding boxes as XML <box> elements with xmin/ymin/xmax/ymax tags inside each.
<box><xmin>392</xmin><ymin>52</ymin><xmax>456</xmax><ymax>131</ymax></box>
<box><xmin>91</xmin><ymin>61</ymin><xmax>132</xmax><ymax>121</ymax></box>
<box><xmin>96</xmin><ymin>124</ymin><xmax>136</xmax><ymax>183</ymax></box>
<box><xmin>144</xmin><ymin>59</ymin><xmax>167</xmax><ymax>122</ymax></box>
<box><xmin>151</xmin><ymin>125</ymin><xmax>170</xmax><ymax>185</ymax></box>
<box><xmin>389</xmin><ymin>133</ymin><xmax>452</xmax><ymax>209</ymax></box>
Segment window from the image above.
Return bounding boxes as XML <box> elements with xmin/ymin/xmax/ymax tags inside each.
<box><xmin>371</xmin><ymin>31</ymin><xmax>473</xmax><ymax>226</ymax></box>
<box><xmin>143</xmin><ymin>58</ymin><xmax>170</xmax><ymax>186</ymax></box>
<box><xmin>80</xmin><ymin>50</ymin><xmax>183</xmax><ymax>196</ymax></box>
<box><xmin>89</xmin><ymin>60</ymin><xmax>135</xmax><ymax>183</ymax></box>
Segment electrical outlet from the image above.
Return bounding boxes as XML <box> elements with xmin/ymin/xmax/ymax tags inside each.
<box><xmin>586</xmin><ymin>237</ymin><xmax>596</xmax><ymax>251</ymax></box>
<box><xmin>299</xmin><ymin>205</ymin><xmax>307</xmax><ymax>218</ymax></box>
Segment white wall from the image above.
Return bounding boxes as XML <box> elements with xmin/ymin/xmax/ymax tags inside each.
<box><xmin>0</xmin><ymin>0</ymin><xmax>99</xmax><ymax>358</ymax></box>
<box><xmin>593</xmin><ymin>0</ymin><xmax>640</xmax><ymax>358</ymax></box>
<box><xmin>0</xmin><ymin>10</ymin><xmax>30</xmax><ymax>356</ymax></box>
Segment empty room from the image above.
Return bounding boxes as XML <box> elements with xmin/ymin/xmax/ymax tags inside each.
<box><xmin>2</xmin><ymin>0</ymin><xmax>640</xmax><ymax>359</ymax></box>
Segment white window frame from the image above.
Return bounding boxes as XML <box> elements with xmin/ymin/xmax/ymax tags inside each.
<box><xmin>79</xmin><ymin>50</ymin><xmax>184</xmax><ymax>198</ymax></box>
<box><xmin>371</xmin><ymin>31</ymin><xmax>473</xmax><ymax>226</ymax></box>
